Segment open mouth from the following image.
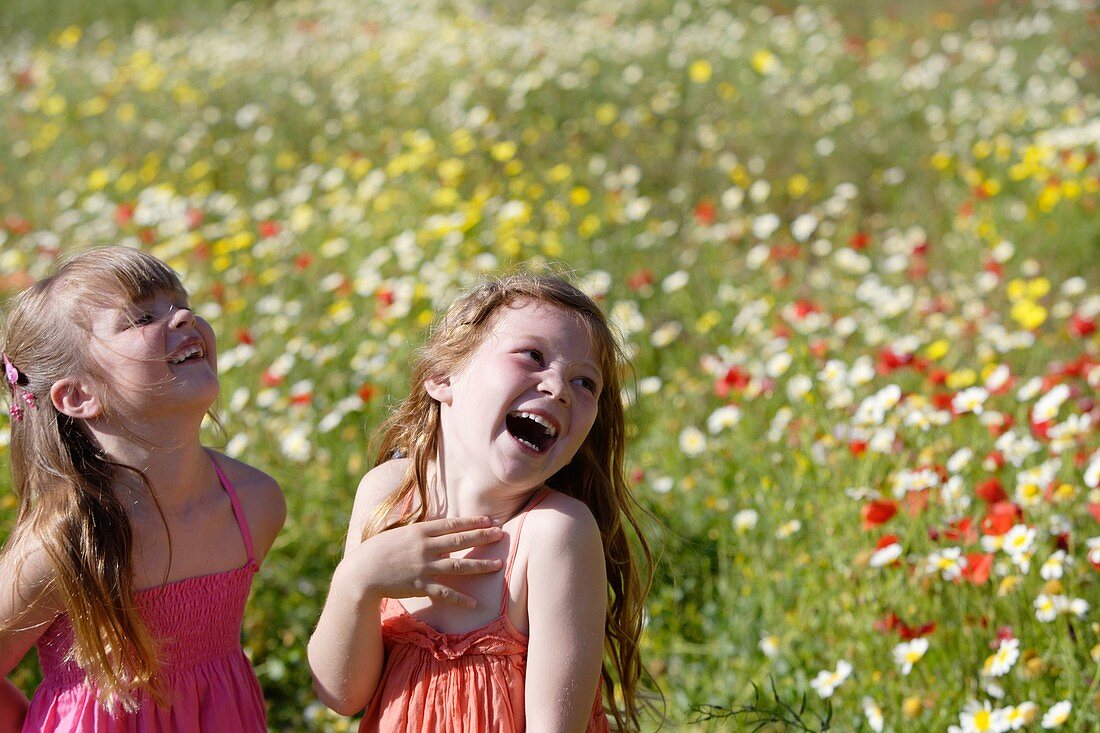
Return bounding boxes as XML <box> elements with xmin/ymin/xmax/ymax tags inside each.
<box><xmin>506</xmin><ymin>411</ymin><xmax>559</xmax><ymax>453</ymax></box>
<box><xmin>168</xmin><ymin>344</ymin><xmax>205</xmax><ymax>365</ymax></box>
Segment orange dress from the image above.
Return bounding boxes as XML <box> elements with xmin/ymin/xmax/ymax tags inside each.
<box><xmin>360</xmin><ymin>489</ymin><xmax>609</xmax><ymax>732</ymax></box>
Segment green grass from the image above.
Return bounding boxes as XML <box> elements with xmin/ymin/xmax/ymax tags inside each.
<box><xmin>2</xmin><ymin>0</ymin><xmax>1099</xmax><ymax>730</ymax></box>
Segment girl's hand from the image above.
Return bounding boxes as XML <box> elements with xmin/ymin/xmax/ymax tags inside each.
<box><xmin>339</xmin><ymin>516</ymin><xmax>503</xmax><ymax>608</ymax></box>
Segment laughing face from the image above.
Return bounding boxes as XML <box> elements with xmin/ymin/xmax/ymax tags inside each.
<box><xmin>86</xmin><ymin>289</ymin><xmax>219</xmax><ymax>418</ymax></box>
<box><xmin>428</xmin><ymin>299</ymin><xmax>603</xmax><ymax>493</ymax></box>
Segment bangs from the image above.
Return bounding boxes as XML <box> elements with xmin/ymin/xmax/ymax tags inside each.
<box><xmin>61</xmin><ymin>247</ymin><xmax>187</xmax><ymax>311</ymax></box>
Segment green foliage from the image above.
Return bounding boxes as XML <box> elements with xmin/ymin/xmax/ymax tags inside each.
<box><xmin>1</xmin><ymin>1</ymin><xmax>1099</xmax><ymax>731</ymax></box>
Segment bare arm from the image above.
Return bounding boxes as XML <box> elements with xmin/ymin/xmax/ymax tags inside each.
<box><xmin>0</xmin><ymin>678</ymin><xmax>28</xmax><ymax>733</ymax></box>
<box><xmin>307</xmin><ymin>462</ymin><xmax>504</xmax><ymax>716</ymax></box>
<box><xmin>0</xmin><ymin>538</ymin><xmax>60</xmax><ymax>732</ymax></box>
<box><xmin>524</xmin><ymin>495</ymin><xmax>607</xmax><ymax>733</ymax></box>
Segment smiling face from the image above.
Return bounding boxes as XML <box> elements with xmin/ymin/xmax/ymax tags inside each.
<box><xmin>86</xmin><ymin>289</ymin><xmax>219</xmax><ymax>419</ymax></box>
<box><xmin>429</xmin><ymin>299</ymin><xmax>603</xmax><ymax>493</ymax></box>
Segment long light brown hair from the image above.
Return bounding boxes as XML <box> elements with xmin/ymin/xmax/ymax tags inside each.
<box><xmin>1</xmin><ymin>246</ymin><xmax>193</xmax><ymax>710</ymax></box>
<box><xmin>368</xmin><ymin>272</ymin><xmax>654</xmax><ymax>729</ymax></box>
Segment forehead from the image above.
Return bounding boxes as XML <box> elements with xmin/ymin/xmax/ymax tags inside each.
<box><xmin>485</xmin><ymin>299</ymin><xmax>598</xmax><ymax>355</ymax></box>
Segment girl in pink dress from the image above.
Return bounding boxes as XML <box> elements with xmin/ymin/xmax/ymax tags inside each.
<box><xmin>309</xmin><ymin>274</ymin><xmax>653</xmax><ymax>731</ymax></box>
<box><xmin>0</xmin><ymin>247</ymin><xmax>286</xmax><ymax>732</ymax></box>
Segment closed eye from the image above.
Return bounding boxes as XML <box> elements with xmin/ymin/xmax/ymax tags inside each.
<box><xmin>129</xmin><ymin>311</ymin><xmax>156</xmax><ymax>327</ymax></box>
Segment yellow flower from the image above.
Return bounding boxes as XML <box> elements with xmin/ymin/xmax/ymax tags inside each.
<box><xmin>1010</xmin><ymin>298</ymin><xmax>1047</xmax><ymax>330</ymax></box>
<box><xmin>490</xmin><ymin>141</ymin><xmax>517</xmax><ymax>162</ymax></box>
<box><xmin>1037</xmin><ymin>185</ymin><xmax>1060</xmax><ymax>212</ymax></box>
<box><xmin>87</xmin><ymin>168</ymin><xmax>110</xmax><ymax>191</ymax></box>
<box><xmin>42</xmin><ymin>95</ymin><xmax>67</xmax><ymax>116</ymax></box>
<box><xmin>925</xmin><ymin>339</ymin><xmax>950</xmax><ymax>361</ymax></box>
<box><xmin>56</xmin><ymin>25</ymin><xmax>82</xmax><ymax>49</ymax></box>
<box><xmin>595</xmin><ymin>103</ymin><xmax>618</xmax><ymax>125</ymax></box>
<box><xmin>695</xmin><ymin>310</ymin><xmax>721</xmax><ymax>334</ymax></box>
<box><xmin>945</xmin><ymin>369</ymin><xmax>976</xmax><ymax>390</ymax></box>
<box><xmin>77</xmin><ymin>97</ymin><xmax>108</xmax><ymax>117</ymax></box>
<box><xmin>569</xmin><ymin>186</ymin><xmax>591</xmax><ymax>207</ymax></box>
<box><xmin>688</xmin><ymin>59</ymin><xmax>712</xmax><ymax>84</ymax></box>
<box><xmin>546</xmin><ymin>163</ymin><xmax>571</xmax><ymax>184</ymax></box>
<box><xmin>751</xmin><ymin>50</ymin><xmax>778</xmax><ymax>75</ymax></box>
<box><xmin>1026</xmin><ymin>277</ymin><xmax>1050</xmax><ymax>298</ymax></box>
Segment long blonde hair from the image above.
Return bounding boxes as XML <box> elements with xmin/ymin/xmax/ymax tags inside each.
<box><xmin>369</xmin><ymin>272</ymin><xmax>654</xmax><ymax>729</ymax></box>
<box><xmin>1</xmin><ymin>246</ymin><xmax>192</xmax><ymax>710</ymax></box>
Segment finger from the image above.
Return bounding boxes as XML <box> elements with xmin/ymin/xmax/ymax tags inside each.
<box><xmin>422</xmin><ymin>515</ymin><xmax>496</xmax><ymax>537</ymax></box>
<box><xmin>430</xmin><ymin>526</ymin><xmax>503</xmax><ymax>553</ymax></box>
<box><xmin>424</xmin><ymin>583</ymin><xmax>478</xmax><ymax>609</ymax></box>
<box><xmin>429</xmin><ymin>556</ymin><xmax>503</xmax><ymax>576</ymax></box>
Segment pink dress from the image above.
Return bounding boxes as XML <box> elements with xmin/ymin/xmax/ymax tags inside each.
<box><xmin>361</xmin><ymin>488</ymin><xmax>609</xmax><ymax>732</ymax></box>
<box><xmin>22</xmin><ymin>459</ymin><xmax>267</xmax><ymax>732</ymax></box>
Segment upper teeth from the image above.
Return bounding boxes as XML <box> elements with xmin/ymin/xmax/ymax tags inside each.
<box><xmin>170</xmin><ymin>346</ymin><xmax>202</xmax><ymax>364</ymax></box>
<box><xmin>512</xmin><ymin>411</ymin><xmax>557</xmax><ymax>436</ymax></box>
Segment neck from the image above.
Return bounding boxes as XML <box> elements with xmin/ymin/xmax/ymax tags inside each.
<box><xmin>431</xmin><ymin>452</ymin><xmax>539</xmax><ymax>525</ymax></box>
<box><xmin>85</xmin><ymin>414</ymin><xmax>211</xmax><ymax>510</ymax></box>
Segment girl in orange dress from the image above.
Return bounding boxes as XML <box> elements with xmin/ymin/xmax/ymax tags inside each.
<box><xmin>309</xmin><ymin>274</ymin><xmax>652</xmax><ymax>731</ymax></box>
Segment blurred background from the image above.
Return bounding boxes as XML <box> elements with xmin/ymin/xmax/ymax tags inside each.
<box><xmin>1</xmin><ymin>0</ymin><xmax>1098</xmax><ymax>730</ymax></box>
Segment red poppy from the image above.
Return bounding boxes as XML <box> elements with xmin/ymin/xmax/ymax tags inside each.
<box><xmin>862</xmin><ymin>500</ymin><xmax>898</xmax><ymax>528</ymax></box>
<box><xmin>186</xmin><ymin>208</ymin><xmax>204</xmax><ymax>229</ymax></box>
<box><xmin>715</xmin><ymin>366</ymin><xmax>750</xmax><ymax>397</ymax></box>
<box><xmin>962</xmin><ymin>553</ymin><xmax>993</xmax><ymax>585</ymax></box>
<box><xmin>877</xmin><ymin>347</ymin><xmax>913</xmax><ymax>374</ymax></box>
<box><xmin>1068</xmin><ymin>313</ymin><xmax>1097</xmax><ymax>338</ymax></box>
<box><xmin>694</xmin><ymin>201</ymin><xmax>717</xmax><ymax>225</ymax></box>
<box><xmin>792</xmin><ymin>299</ymin><xmax>820</xmax><ymax>319</ymax></box>
<box><xmin>236</xmin><ymin>328</ymin><xmax>254</xmax><ymax>346</ymax></box>
<box><xmin>875</xmin><ymin>612</ymin><xmax>936</xmax><ymax>640</ymax></box>
<box><xmin>982</xmin><ymin>451</ymin><xmax>1005</xmax><ymax>471</ymax></box>
<box><xmin>932</xmin><ymin>392</ymin><xmax>955</xmax><ymax>411</ymax></box>
<box><xmin>981</xmin><ymin>502</ymin><xmax>1022</xmax><ymax>536</ymax></box>
<box><xmin>261</xmin><ymin>369</ymin><xmax>284</xmax><ymax>387</ymax></box>
<box><xmin>626</xmin><ymin>268</ymin><xmax>654</xmax><ymax>292</ymax></box>
<box><xmin>975</xmin><ymin>477</ymin><xmax>1007</xmax><ymax>503</ymax></box>
<box><xmin>115</xmin><ymin>203</ymin><xmax>135</xmax><ymax>226</ymax></box>
<box><xmin>2</xmin><ymin>215</ymin><xmax>31</xmax><ymax>235</ymax></box>
<box><xmin>944</xmin><ymin>517</ymin><xmax>979</xmax><ymax>545</ymax></box>
<box><xmin>904</xmin><ymin>489</ymin><xmax>930</xmax><ymax>517</ymax></box>
<box><xmin>258</xmin><ymin>219</ymin><xmax>281</xmax><ymax>238</ymax></box>
<box><xmin>849</xmin><ymin>231</ymin><xmax>871</xmax><ymax>250</ymax></box>
<box><xmin>357</xmin><ymin>383</ymin><xmax>376</xmax><ymax>402</ymax></box>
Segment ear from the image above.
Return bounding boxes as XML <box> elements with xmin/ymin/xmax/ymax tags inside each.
<box><xmin>50</xmin><ymin>378</ymin><xmax>103</xmax><ymax>420</ymax></box>
<box><xmin>423</xmin><ymin>374</ymin><xmax>453</xmax><ymax>405</ymax></box>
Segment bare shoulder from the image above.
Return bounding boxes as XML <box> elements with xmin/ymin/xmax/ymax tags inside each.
<box><xmin>1</xmin><ymin>533</ymin><xmax>63</xmax><ymax>668</ymax></box>
<box><xmin>524</xmin><ymin>490</ymin><xmax>602</xmax><ymax>558</ymax></box>
<box><xmin>345</xmin><ymin>457</ymin><xmax>408</xmax><ymax>554</ymax></box>
<box><xmin>0</xmin><ymin>533</ymin><xmax>59</xmax><ymax>609</ymax></box>
<box><xmin>208</xmin><ymin>451</ymin><xmax>286</xmax><ymax>559</ymax></box>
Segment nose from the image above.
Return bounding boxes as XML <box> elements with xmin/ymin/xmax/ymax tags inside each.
<box><xmin>169</xmin><ymin>306</ymin><xmax>196</xmax><ymax>329</ymax></box>
<box><xmin>539</xmin><ymin>369</ymin><xmax>570</xmax><ymax>405</ymax></box>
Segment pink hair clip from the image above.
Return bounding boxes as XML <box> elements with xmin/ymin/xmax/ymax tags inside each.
<box><xmin>3</xmin><ymin>353</ymin><xmax>36</xmax><ymax>423</ymax></box>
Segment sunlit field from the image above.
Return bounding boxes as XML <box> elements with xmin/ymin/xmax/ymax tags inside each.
<box><xmin>2</xmin><ymin>0</ymin><xmax>1099</xmax><ymax>730</ymax></box>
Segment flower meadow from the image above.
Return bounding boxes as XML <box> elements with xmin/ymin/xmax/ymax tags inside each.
<box><xmin>1</xmin><ymin>0</ymin><xmax>1099</xmax><ymax>730</ymax></box>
